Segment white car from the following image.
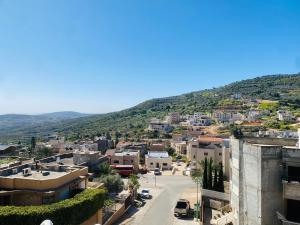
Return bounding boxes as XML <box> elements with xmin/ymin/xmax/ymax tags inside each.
<box><xmin>141</xmin><ymin>189</ymin><xmax>151</xmax><ymax>199</ymax></box>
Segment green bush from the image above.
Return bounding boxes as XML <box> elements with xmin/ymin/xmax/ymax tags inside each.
<box><xmin>0</xmin><ymin>188</ymin><xmax>106</xmax><ymax>225</ymax></box>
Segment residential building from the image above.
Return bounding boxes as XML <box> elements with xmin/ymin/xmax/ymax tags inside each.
<box><xmin>148</xmin><ymin>118</ymin><xmax>173</xmax><ymax>132</ymax></box>
<box><xmin>149</xmin><ymin>143</ymin><xmax>166</xmax><ymax>151</ymax></box>
<box><xmin>116</xmin><ymin>142</ymin><xmax>148</xmax><ymax>157</ymax></box>
<box><xmin>247</xmin><ymin>109</ymin><xmax>261</xmax><ymax>122</ymax></box>
<box><xmin>186</xmin><ymin>136</ymin><xmax>230</xmax><ymax>178</ymax></box>
<box><xmin>94</xmin><ymin>136</ymin><xmax>114</xmax><ymax>153</ymax></box>
<box><xmin>145</xmin><ymin>151</ymin><xmax>172</xmax><ymax>170</ymax></box>
<box><xmin>106</xmin><ymin>149</ymin><xmax>140</xmax><ymax>172</ymax></box>
<box><xmin>73</xmin><ymin>150</ymin><xmax>108</xmax><ymax>169</ymax></box>
<box><xmin>189</xmin><ymin>115</ymin><xmax>212</xmax><ymax>126</ymax></box>
<box><xmin>213</xmin><ymin>111</ymin><xmax>244</xmax><ymax>123</ymax></box>
<box><xmin>230</xmin><ymin>134</ymin><xmax>300</xmax><ymax>225</ymax></box>
<box><xmin>0</xmin><ymin>145</ymin><xmax>17</xmax><ymax>155</ymax></box>
<box><xmin>166</xmin><ymin>112</ymin><xmax>180</xmax><ymax>124</ymax></box>
<box><xmin>0</xmin><ymin>162</ymin><xmax>89</xmax><ymax>206</ymax></box>
<box><xmin>277</xmin><ymin>110</ymin><xmax>295</xmax><ymax>122</ymax></box>
<box><xmin>173</xmin><ymin>141</ymin><xmax>187</xmax><ymax>155</ymax></box>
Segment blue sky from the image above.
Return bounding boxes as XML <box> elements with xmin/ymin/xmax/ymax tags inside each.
<box><xmin>0</xmin><ymin>0</ymin><xmax>299</xmax><ymax>114</ymax></box>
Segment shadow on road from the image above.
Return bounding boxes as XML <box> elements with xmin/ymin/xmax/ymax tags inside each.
<box><xmin>113</xmin><ymin>206</ymin><xmax>140</xmax><ymax>225</ymax></box>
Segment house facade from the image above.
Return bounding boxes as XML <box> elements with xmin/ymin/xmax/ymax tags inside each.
<box><xmin>145</xmin><ymin>151</ymin><xmax>172</xmax><ymax>170</ymax></box>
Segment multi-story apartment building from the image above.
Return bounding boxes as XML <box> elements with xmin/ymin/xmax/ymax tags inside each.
<box><xmin>229</xmin><ymin>134</ymin><xmax>300</xmax><ymax>225</ymax></box>
<box><xmin>166</xmin><ymin>112</ymin><xmax>181</xmax><ymax>124</ymax></box>
<box><xmin>106</xmin><ymin>149</ymin><xmax>140</xmax><ymax>172</ymax></box>
<box><xmin>186</xmin><ymin>136</ymin><xmax>230</xmax><ymax>178</ymax></box>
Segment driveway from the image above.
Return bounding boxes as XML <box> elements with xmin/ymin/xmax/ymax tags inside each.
<box><xmin>116</xmin><ymin>173</ymin><xmax>199</xmax><ymax>225</ymax></box>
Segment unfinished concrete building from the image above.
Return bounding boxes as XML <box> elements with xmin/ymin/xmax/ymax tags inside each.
<box><xmin>229</xmin><ymin>135</ymin><xmax>300</xmax><ymax>225</ymax></box>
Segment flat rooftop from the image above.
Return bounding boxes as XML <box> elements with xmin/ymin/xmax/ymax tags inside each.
<box><xmin>115</xmin><ymin>151</ymin><xmax>139</xmax><ymax>156</ymax></box>
<box><xmin>4</xmin><ymin>170</ymin><xmax>68</xmax><ymax>180</ymax></box>
<box><xmin>147</xmin><ymin>151</ymin><xmax>170</xmax><ymax>158</ymax></box>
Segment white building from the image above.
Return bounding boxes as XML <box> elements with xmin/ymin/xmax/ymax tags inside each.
<box><xmin>277</xmin><ymin>110</ymin><xmax>294</xmax><ymax>121</ymax></box>
<box><xmin>145</xmin><ymin>151</ymin><xmax>172</xmax><ymax>170</ymax></box>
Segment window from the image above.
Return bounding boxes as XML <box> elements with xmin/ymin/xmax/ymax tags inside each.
<box><xmin>113</xmin><ymin>160</ymin><xmax>119</xmax><ymax>164</ymax></box>
<box><xmin>150</xmin><ymin>162</ymin><xmax>153</xmax><ymax>165</ymax></box>
<box><xmin>163</xmin><ymin>163</ymin><xmax>168</xmax><ymax>166</ymax></box>
<box><xmin>219</xmin><ymin>153</ymin><xmax>222</xmax><ymax>156</ymax></box>
<box><xmin>204</xmin><ymin>153</ymin><xmax>208</xmax><ymax>156</ymax></box>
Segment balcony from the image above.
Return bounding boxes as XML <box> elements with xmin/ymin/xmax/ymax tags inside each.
<box><xmin>277</xmin><ymin>212</ymin><xmax>300</xmax><ymax>225</ymax></box>
<box><xmin>283</xmin><ymin>179</ymin><xmax>300</xmax><ymax>201</ymax></box>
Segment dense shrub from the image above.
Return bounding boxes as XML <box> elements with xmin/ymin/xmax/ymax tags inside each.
<box><xmin>0</xmin><ymin>188</ymin><xmax>106</xmax><ymax>225</ymax></box>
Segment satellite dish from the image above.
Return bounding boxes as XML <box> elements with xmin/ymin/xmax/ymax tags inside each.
<box><xmin>40</xmin><ymin>220</ymin><xmax>53</xmax><ymax>225</ymax></box>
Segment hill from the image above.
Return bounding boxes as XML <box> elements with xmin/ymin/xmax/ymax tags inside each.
<box><xmin>0</xmin><ymin>111</ymin><xmax>90</xmax><ymax>134</ymax></box>
<box><xmin>0</xmin><ymin>74</ymin><xmax>299</xmax><ymax>143</ymax></box>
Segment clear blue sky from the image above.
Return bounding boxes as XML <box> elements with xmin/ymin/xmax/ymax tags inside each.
<box><xmin>0</xmin><ymin>0</ymin><xmax>299</xmax><ymax>114</ymax></box>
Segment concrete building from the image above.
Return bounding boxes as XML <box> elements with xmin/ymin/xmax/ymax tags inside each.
<box><xmin>166</xmin><ymin>112</ymin><xmax>180</xmax><ymax>124</ymax></box>
<box><xmin>106</xmin><ymin>149</ymin><xmax>140</xmax><ymax>172</ymax></box>
<box><xmin>116</xmin><ymin>142</ymin><xmax>148</xmax><ymax>157</ymax></box>
<box><xmin>145</xmin><ymin>151</ymin><xmax>172</xmax><ymax>170</ymax></box>
<box><xmin>229</xmin><ymin>136</ymin><xmax>300</xmax><ymax>225</ymax></box>
<box><xmin>277</xmin><ymin>110</ymin><xmax>295</xmax><ymax>122</ymax></box>
<box><xmin>73</xmin><ymin>150</ymin><xmax>108</xmax><ymax>169</ymax></box>
<box><xmin>148</xmin><ymin>118</ymin><xmax>173</xmax><ymax>132</ymax></box>
<box><xmin>173</xmin><ymin>141</ymin><xmax>187</xmax><ymax>155</ymax></box>
<box><xmin>186</xmin><ymin>136</ymin><xmax>230</xmax><ymax>178</ymax></box>
<box><xmin>149</xmin><ymin>143</ymin><xmax>167</xmax><ymax>151</ymax></box>
<box><xmin>0</xmin><ymin>163</ymin><xmax>89</xmax><ymax>206</ymax></box>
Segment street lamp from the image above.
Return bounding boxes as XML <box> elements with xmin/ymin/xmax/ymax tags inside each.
<box><xmin>192</xmin><ymin>167</ymin><xmax>202</xmax><ymax>223</ymax></box>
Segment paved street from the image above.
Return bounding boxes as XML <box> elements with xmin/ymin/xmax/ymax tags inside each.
<box><xmin>116</xmin><ymin>170</ymin><xmax>199</xmax><ymax>225</ymax></box>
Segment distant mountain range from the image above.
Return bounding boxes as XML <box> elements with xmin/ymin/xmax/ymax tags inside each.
<box><xmin>0</xmin><ymin>111</ymin><xmax>90</xmax><ymax>132</ymax></box>
<box><xmin>0</xmin><ymin>74</ymin><xmax>299</xmax><ymax>143</ymax></box>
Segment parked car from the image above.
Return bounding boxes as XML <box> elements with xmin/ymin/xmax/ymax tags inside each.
<box><xmin>174</xmin><ymin>199</ymin><xmax>191</xmax><ymax>217</ymax></box>
<box><xmin>154</xmin><ymin>168</ymin><xmax>161</xmax><ymax>175</ymax></box>
<box><xmin>140</xmin><ymin>189</ymin><xmax>151</xmax><ymax>199</ymax></box>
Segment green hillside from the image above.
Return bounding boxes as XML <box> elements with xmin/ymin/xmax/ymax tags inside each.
<box><xmin>1</xmin><ymin>74</ymin><xmax>299</xmax><ymax>143</ymax></box>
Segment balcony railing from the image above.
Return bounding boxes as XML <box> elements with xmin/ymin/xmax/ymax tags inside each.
<box><xmin>282</xmin><ymin>175</ymin><xmax>300</xmax><ymax>183</ymax></box>
<box><xmin>277</xmin><ymin>212</ymin><xmax>300</xmax><ymax>225</ymax></box>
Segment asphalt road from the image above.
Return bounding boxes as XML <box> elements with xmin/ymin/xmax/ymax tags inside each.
<box><xmin>117</xmin><ymin>174</ymin><xmax>196</xmax><ymax>225</ymax></box>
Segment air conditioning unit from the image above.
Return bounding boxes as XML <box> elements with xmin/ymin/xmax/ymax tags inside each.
<box><xmin>22</xmin><ymin>168</ymin><xmax>32</xmax><ymax>177</ymax></box>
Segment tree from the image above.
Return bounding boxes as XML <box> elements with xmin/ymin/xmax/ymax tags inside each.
<box><xmin>230</xmin><ymin>125</ymin><xmax>243</xmax><ymax>139</ymax></box>
<box><xmin>35</xmin><ymin>147</ymin><xmax>53</xmax><ymax>160</ymax></box>
<box><xmin>128</xmin><ymin>174</ymin><xmax>140</xmax><ymax>189</ymax></box>
<box><xmin>202</xmin><ymin>158</ymin><xmax>208</xmax><ymax>189</ymax></box>
<box><xmin>165</xmin><ymin>147</ymin><xmax>175</xmax><ymax>157</ymax></box>
<box><xmin>100</xmin><ymin>174</ymin><xmax>124</xmax><ymax>193</ymax></box>
<box><xmin>217</xmin><ymin>163</ymin><xmax>225</xmax><ymax>193</ymax></box>
<box><xmin>97</xmin><ymin>163</ymin><xmax>114</xmax><ymax>176</ymax></box>
<box><xmin>213</xmin><ymin>166</ymin><xmax>218</xmax><ymax>191</ymax></box>
<box><xmin>106</xmin><ymin>132</ymin><xmax>111</xmax><ymax>140</ymax></box>
<box><xmin>208</xmin><ymin>158</ymin><xmax>213</xmax><ymax>190</ymax></box>
<box><xmin>31</xmin><ymin>137</ymin><xmax>36</xmax><ymax>150</ymax></box>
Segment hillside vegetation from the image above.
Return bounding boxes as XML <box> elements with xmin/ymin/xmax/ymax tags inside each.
<box><xmin>0</xmin><ymin>74</ymin><xmax>299</xmax><ymax>143</ymax></box>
